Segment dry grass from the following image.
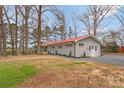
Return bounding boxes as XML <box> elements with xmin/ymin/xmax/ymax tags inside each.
<box><xmin>1</xmin><ymin>55</ymin><xmax>124</xmax><ymax>88</ymax></box>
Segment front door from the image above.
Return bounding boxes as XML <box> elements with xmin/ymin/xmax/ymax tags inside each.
<box><xmin>89</xmin><ymin>46</ymin><xmax>97</xmax><ymax>57</ymax></box>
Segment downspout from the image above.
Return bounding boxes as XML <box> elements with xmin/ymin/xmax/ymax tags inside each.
<box><xmin>49</xmin><ymin>45</ymin><xmax>51</xmax><ymax>54</ymax></box>
<box><xmin>74</xmin><ymin>41</ymin><xmax>76</xmax><ymax>57</ymax></box>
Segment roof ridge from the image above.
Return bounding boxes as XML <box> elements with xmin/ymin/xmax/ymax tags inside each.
<box><xmin>42</xmin><ymin>35</ymin><xmax>95</xmax><ymax>46</ymax></box>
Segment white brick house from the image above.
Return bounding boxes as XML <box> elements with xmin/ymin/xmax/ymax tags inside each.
<box><xmin>42</xmin><ymin>35</ymin><xmax>102</xmax><ymax>57</ymax></box>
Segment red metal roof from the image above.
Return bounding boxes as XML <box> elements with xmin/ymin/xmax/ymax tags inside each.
<box><xmin>42</xmin><ymin>35</ymin><xmax>95</xmax><ymax>46</ymax></box>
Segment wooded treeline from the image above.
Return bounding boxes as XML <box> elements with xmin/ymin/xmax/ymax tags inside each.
<box><xmin>0</xmin><ymin>5</ymin><xmax>124</xmax><ymax>56</ymax></box>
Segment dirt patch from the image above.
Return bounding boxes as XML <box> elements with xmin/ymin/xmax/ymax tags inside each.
<box><xmin>18</xmin><ymin>65</ymin><xmax>124</xmax><ymax>88</ymax></box>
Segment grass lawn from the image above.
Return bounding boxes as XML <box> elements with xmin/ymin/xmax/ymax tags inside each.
<box><xmin>0</xmin><ymin>63</ymin><xmax>37</xmax><ymax>88</ymax></box>
<box><xmin>1</xmin><ymin>55</ymin><xmax>124</xmax><ymax>88</ymax></box>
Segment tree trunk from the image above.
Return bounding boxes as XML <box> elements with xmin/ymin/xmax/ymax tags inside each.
<box><xmin>37</xmin><ymin>5</ymin><xmax>42</xmax><ymax>54</ymax></box>
<box><xmin>24</xmin><ymin>6</ymin><xmax>29</xmax><ymax>55</ymax></box>
<box><xmin>0</xmin><ymin>6</ymin><xmax>3</xmax><ymax>57</ymax></box>
<box><xmin>74</xmin><ymin>26</ymin><xmax>77</xmax><ymax>37</ymax></box>
<box><xmin>15</xmin><ymin>5</ymin><xmax>18</xmax><ymax>55</ymax></box>
<box><xmin>21</xmin><ymin>18</ymin><xmax>25</xmax><ymax>54</ymax></box>
<box><xmin>0</xmin><ymin>6</ymin><xmax>6</xmax><ymax>57</ymax></box>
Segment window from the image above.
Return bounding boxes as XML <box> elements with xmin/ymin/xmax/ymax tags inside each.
<box><xmin>66</xmin><ymin>43</ymin><xmax>72</xmax><ymax>47</ymax></box>
<box><xmin>58</xmin><ymin>45</ymin><xmax>62</xmax><ymax>48</ymax></box>
<box><xmin>79</xmin><ymin>43</ymin><xmax>84</xmax><ymax>46</ymax></box>
<box><xmin>66</xmin><ymin>44</ymin><xmax>69</xmax><ymax>47</ymax></box>
<box><xmin>89</xmin><ymin>46</ymin><xmax>91</xmax><ymax>51</ymax></box>
<box><xmin>70</xmin><ymin>43</ymin><xmax>72</xmax><ymax>47</ymax></box>
<box><xmin>52</xmin><ymin>46</ymin><xmax>55</xmax><ymax>49</ymax></box>
<box><xmin>95</xmin><ymin>46</ymin><xmax>97</xmax><ymax>51</ymax></box>
<box><xmin>92</xmin><ymin>46</ymin><xmax>94</xmax><ymax>49</ymax></box>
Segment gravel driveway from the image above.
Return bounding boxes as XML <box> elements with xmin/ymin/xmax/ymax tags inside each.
<box><xmin>54</xmin><ymin>54</ymin><xmax>124</xmax><ymax>66</ymax></box>
<box><xmin>79</xmin><ymin>55</ymin><xmax>124</xmax><ymax>66</ymax></box>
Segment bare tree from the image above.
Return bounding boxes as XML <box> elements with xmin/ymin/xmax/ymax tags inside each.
<box><xmin>113</xmin><ymin>7</ymin><xmax>124</xmax><ymax>46</ymax></box>
<box><xmin>3</xmin><ymin>6</ymin><xmax>15</xmax><ymax>55</ymax></box>
<box><xmin>116</xmin><ymin>31</ymin><xmax>124</xmax><ymax>46</ymax></box>
<box><xmin>102</xmin><ymin>29</ymin><xmax>124</xmax><ymax>47</ymax></box>
<box><xmin>18</xmin><ymin>5</ymin><xmax>32</xmax><ymax>54</ymax></box>
<box><xmin>67</xmin><ymin>26</ymin><xmax>74</xmax><ymax>38</ymax></box>
<box><xmin>77</xmin><ymin>5</ymin><xmax>113</xmax><ymax>35</ymax></box>
<box><xmin>72</xmin><ymin>17</ymin><xmax>77</xmax><ymax>37</ymax></box>
<box><xmin>113</xmin><ymin>6</ymin><xmax>124</xmax><ymax>29</ymax></box>
<box><xmin>52</xmin><ymin>8</ymin><xmax>66</xmax><ymax>40</ymax></box>
<box><xmin>33</xmin><ymin>5</ymin><xmax>57</xmax><ymax>54</ymax></box>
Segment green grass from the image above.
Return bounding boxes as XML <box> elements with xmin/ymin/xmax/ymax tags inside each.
<box><xmin>0</xmin><ymin>63</ymin><xmax>37</xmax><ymax>88</ymax></box>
